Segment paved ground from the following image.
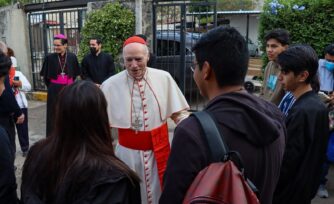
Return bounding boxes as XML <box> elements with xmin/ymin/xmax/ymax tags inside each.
<box><xmin>14</xmin><ymin>100</ymin><xmax>334</xmax><ymax>203</ymax></box>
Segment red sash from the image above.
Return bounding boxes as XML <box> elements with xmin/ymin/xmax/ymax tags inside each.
<box><xmin>118</xmin><ymin>123</ymin><xmax>170</xmax><ymax>188</ymax></box>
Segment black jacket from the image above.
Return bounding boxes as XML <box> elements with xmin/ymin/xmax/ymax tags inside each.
<box><xmin>81</xmin><ymin>52</ymin><xmax>115</xmax><ymax>84</ymax></box>
<box><xmin>0</xmin><ymin>126</ymin><xmax>18</xmax><ymax>204</ymax></box>
<box><xmin>160</xmin><ymin>91</ymin><xmax>286</xmax><ymax>204</ymax></box>
<box><xmin>21</xmin><ymin>171</ymin><xmax>141</xmax><ymax>204</ymax></box>
<box><xmin>273</xmin><ymin>91</ymin><xmax>329</xmax><ymax>204</ymax></box>
<box><xmin>0</xmin><ymin>76</ymin><xmax>22</xmax><ymax>120</ymax></box>
<box><xmin>21</xmin><ymin>144</ymin><xmax>141</xmax><ymax>204</ymax></box>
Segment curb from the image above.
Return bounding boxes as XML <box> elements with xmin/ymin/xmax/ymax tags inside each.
<box><xmin>26</xmin><ymin>91</ymin><xmax>47</xmax><ymax>102</ymax></box>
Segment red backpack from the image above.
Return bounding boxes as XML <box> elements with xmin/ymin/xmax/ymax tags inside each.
<box><xmin>183</xmin><ymin>111</ymin><xmax>260</xmax><ymax>204</ymax></box>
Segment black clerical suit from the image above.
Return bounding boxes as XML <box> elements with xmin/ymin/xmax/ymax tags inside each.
<box><xmin>81</xmin><ymin>52</ymin><xmax>115</xmax><ymax>84</ymax></box>
<box><xmin>40</xmin><ymin>52</ymin><xmax>80</xmax><ymax>136</ymax></box>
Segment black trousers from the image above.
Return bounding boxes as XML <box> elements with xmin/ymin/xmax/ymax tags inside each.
<box><xmin>46</xmin><ymin>83</ymin><xmax>65</xmax><ymax>136</ymax></box>
<box><xmin>15</xmin><ymin>108</ymin><xmax>29</xmax><ymax>152</ymax></box>
<box><xmin>0</xmin><ymin>116</ymin><xmax>16</xmax><ymax>155</ymax></box>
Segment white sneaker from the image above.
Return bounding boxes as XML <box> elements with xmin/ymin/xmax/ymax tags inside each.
<box><xmin>317</xmin><ymin>185</ymin><xmax>329</xmax><ymax>198</ymax></box>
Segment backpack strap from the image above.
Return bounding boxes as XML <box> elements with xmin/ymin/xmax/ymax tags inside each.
<box><xmin>192</xmin><ymin>111</ymin><xmax>259</xmax><ymax>195</ymax></box>
<box><xmin>192</xmin><ymin>111</ymin><xmax>228</xmax><ymax>162</ymax></box>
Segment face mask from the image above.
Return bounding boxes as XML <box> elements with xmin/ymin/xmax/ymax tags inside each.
<box><xmin>325</xmin><ymin>60</ymin><xmax>334</xmax><ymax>72</ymax></box>
<box><xmin>90</xmin><ymin>47</ymin><xmax>98</xmax><ymax>55</ymax></box>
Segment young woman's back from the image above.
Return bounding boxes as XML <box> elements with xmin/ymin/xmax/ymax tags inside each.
<box><xmin>21</xmin><ymin>81</ymin><xmax>141</xmax><ymax>204</ymax></box>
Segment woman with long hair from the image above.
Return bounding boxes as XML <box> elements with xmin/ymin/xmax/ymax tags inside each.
<box><xmin>21</xmin><ymin>80</ymin><xmax>141</xmax><ymax>203</ymax></box>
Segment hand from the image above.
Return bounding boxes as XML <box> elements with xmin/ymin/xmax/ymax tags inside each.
<box><xmin>16</xmin><ymin>113</ymin><xmax>25</xmax><ymax>124</ymax></box>
<box><xmin>96</xmin><ymin>83</ymin><xmax>101</xmax><ymax>87</ymax></box>
<box><xmin>13</xmin><ymin>80</ymin><xmax>22</xmax><ymax>87</ymax></box>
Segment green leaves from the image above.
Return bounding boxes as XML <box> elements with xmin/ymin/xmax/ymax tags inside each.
<box><xmin>78</xmin><ymin>2</ymin><xmax>135</xmax><ymax>62</ymax></box>
<box><xmin>259</xmin><ymin>0</ymin><xmax>334</xmax><ymax>58</ymax></box>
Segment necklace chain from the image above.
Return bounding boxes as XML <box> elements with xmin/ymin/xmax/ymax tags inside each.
<box><xmin>58</xmin><ymin>52</ymin><xmax>67</xmax><ymax>75</ymax></box>
<box><xmin>127</xmin><ymin>75</ymin><xmax>147</xmax><ymax>131</ymax></box>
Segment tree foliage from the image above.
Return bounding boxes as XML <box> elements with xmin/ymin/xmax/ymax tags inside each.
<box><xmin>259</xmin><ymin>0</ymin><xmax>334</xmax><ymax>59</ymax></box>
<box><xmin>78</xmin><ymin>2</ymin><xmax>135</xmax><ymax>64</ymax></box>
<box><xmin>0</xmin><ymin>0</ymin><xmax>11</xmax><ymax>7</ymax></box>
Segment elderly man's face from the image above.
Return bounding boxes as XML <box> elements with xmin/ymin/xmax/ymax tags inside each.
<box><xmin>123</xmin><ymin>43</ymin><xmax>149</xmax><ymax>79</ymax></box>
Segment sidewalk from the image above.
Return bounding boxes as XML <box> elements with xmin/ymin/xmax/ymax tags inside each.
<box><xmin>14</xmin><ymin>100</ymin><xmax>334</xmax><ymax>203</ymax></box>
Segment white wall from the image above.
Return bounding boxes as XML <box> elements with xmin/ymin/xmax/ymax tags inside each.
<box><xmin>225</xmin><ymin>14</ymin><xmax>260</xmax><ymax>46</ymax></box>
<box><xmin>0</xmin><ymin>4</ymin><xmax>32</xmax><ymax>86</ymax></box>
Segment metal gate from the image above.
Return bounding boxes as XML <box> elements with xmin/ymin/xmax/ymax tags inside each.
<box><xmin>28</xmin><ymin>8</ymin><xmax>86</xmax><ymax>91</ymax></box>
<box><xmin>152</xmin><ymin>0</ymin><xmax>217</xmax><ymax>110</ymax></box>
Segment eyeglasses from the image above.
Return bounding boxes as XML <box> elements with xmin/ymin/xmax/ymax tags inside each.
<box><xmin>190</xmin><ymin>62</ymin><xmax>199</xmax><ymax>73</ymax></box>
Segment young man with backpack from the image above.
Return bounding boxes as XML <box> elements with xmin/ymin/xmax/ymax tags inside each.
<box><xmin>160</xmin><ymin>26</ymin><xmax>286</xmax><ymax>204</ymax></box>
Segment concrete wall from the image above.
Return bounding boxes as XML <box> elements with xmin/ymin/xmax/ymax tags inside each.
<box><xmin>224</xmin><ymin>14</ymin><xmax>260</xmax><ymax>46</ymax></box>
<box><xmin>0</xmin><ymin>3</ymin><xmax>32</xmax><ymax>85</ymax></box>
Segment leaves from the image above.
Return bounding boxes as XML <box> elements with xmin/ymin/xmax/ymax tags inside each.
<box><xmin>259</xmin><ymin>0</ymin><xmax>334</xmax><ymax>59</ymax></box>
<box><xmin>78</xmin><ymin>2</ymin><xmax>135</xmax><ymax>62</ymax></box>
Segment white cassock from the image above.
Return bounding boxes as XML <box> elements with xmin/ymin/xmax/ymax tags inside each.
<box><xmin>101</xmin><ymin>68</ymin><xmax>189</xmax><ymax>204</ymax></box>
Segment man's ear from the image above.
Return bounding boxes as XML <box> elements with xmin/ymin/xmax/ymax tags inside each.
<box><xmin>202</xmin><ymin>61</ymin><xmax>212</xmax><ymax>80</ymax></box>
<box><xmin>298</xmin><ymin>70</ymin><xmax>309</xmax><ymax>82</ymax></box>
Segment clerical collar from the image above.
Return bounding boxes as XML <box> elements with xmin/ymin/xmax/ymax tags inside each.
<box><xmin>126</xmin><ymin>69</ymin><xmax>148</xmax><ymax>81</ymax></box>
<box><xmin>58</xmin><ymin>52</ymin><xmax>66</xmax><ymax>57</ymax></box>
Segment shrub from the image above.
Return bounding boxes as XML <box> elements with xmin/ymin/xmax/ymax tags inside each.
<box><xmin>78</xmin><ymin>2</ymin><xmax>135</xmax><ymax>68</ymax></box>
<box><xmin>259</xmin><ymin>0</ymin><xmax>334</xmax><ymax>62</ymax></box>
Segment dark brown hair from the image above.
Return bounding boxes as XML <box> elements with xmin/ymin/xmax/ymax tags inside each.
<box><xmin>7</xmin><ymin>47</ymin><xmax>14</xmax><ymax>57</ymax></box>
<box><xmin>22</xmin><ymin>80</ymin><xmax>139</xmax><ymax>202</ymax></box>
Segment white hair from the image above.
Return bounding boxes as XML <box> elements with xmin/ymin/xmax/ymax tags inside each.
<box><xmin>123</xmin><ymin>42</ymin><xmax>149</xmax><ymax>56</ymax></box>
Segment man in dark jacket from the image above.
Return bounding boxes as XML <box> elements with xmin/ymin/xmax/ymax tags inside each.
<box><xmin>0</xmin><ymin>41</ymin><xmax>24</xmax><ymax>155</ymax></box>
<box><xmin>81</xmin><ymin>37</ymin><xmax>116</xmax><ymax>85</ymax></box>
<box><xmin>160</xmin><ymin>27</ymin><xmax>286</xmax><ymax>204</ymax></box>
<box><xmin>0</xmin><ymin>51</ymin><xmax>18</xmax><ymax>203</ymax></box>
<box><xmin>273</xmin><ymin>45</ymin><xmax>329</xmax><ymax>204</ymax></box>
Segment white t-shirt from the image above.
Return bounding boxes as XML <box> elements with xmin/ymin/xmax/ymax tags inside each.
<box><xmin>10</xmin><ymin>56</ymin><xmax>17</xmax><ymax>68</ymax></box>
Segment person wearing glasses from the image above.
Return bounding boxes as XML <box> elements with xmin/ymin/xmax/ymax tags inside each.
<box><xmin>101</xmin><ymin>35</ymin><xmax>189</xmax><ymax>204</ymax></box>
<box><xmin>160</xmin><ymin>27</ymin><xmax>286</xmax><ymax>204</ymax></box>
<box><xmin>40</xmin><ymin>34</ymin><xmax>81</xmax><ymax>136</ymax></box>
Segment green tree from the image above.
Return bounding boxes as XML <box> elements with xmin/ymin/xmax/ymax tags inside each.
<box><xmin>259</xmin><ymin>0</ymin><xmax>334</xmax><ymax>61</ymax></box>
<box><xmin>0</xmin><ymin>0</ymin><xmax>11</xmax><ymax>7</ymax></box>
<box><xmin>78</xmin><ymin>2</ymin><xmax>135</xmax><ymax>67</ymax></box>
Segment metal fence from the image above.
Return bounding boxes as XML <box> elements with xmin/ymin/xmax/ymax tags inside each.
<box><xmin>152</xmin><ymin>0</ymin><xmax>217</xmax><ymax>110</ymax></box>
<box><xmin>28</xmin><ymin>8</ymin><xmax>86</xmax><ymax>90</ymax></box>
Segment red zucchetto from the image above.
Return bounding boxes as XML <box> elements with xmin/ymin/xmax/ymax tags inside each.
<box><xmin>123</xmin><ymin>36</ymin><xmax>147</xmax><ymax>47</ymax></box>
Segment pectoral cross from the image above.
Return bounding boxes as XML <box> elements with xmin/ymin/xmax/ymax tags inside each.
<box><xmin>132</xmin><ymin>117</ymin><xmax>143</xmax><ymax>134</ymax></box>
<box><xmin>60</xmin><ymin>72</ymin><xmax>65</xmax><ymax>78</ymax></box>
